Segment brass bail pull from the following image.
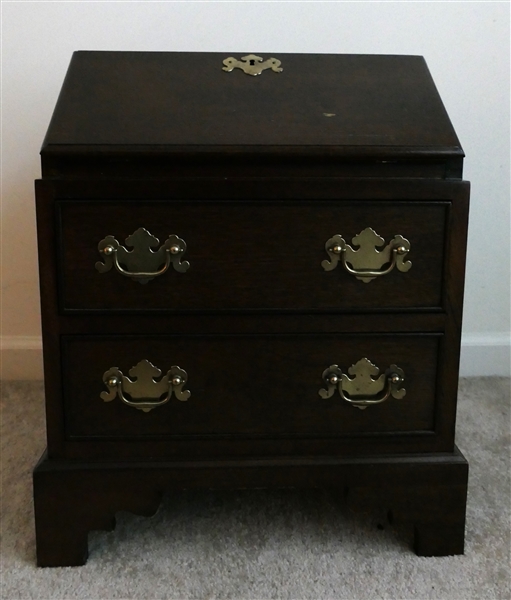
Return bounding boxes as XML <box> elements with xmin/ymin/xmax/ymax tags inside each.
<box><xmin>95</xmin><ymin>227</ymin><xmax>189</xmax><ymax>284</ymax></box>
<box><xmin>322</xmin><ymin>227</ymin><xmax>411</xmax><ymax>283</ymax></box>
<box><xmin>101</xmin><ymin>360</ymin><xmax>191</xmax><ymax>412</ymax></box>
<box><xmin>319</xmin><ymin>358</ymin><xmax>406</xmax><ymax>410</ymax></box>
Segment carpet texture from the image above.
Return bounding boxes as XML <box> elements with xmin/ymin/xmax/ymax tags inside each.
<box><xmin>1</xmin><ymin>377</ymin><xmax>510</xmax><ymax>599</ymax></box>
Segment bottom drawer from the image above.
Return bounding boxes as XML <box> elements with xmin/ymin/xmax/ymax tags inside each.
<box><xmin>62</xmin><ymin>333</ymin><xmax>440</xmax><ymax>440</ymax></box>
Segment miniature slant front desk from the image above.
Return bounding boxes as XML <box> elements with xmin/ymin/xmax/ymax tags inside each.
<box><xmin>33</xmin><ymin>52</ymin><xmax>470</xmax><ymax>566</ymax></box>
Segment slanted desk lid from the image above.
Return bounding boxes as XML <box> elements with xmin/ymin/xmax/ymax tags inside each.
<box><xmin>42</xmin><ymin>51</ymin><xmax>462</xmax><ymax>156</ymax></box>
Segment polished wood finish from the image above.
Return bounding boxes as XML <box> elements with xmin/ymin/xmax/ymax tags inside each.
<box><xmin>33</xmin><ymin>449</ymin><xmax>468</xmax><ymax>567</ymax></box>
<box><xmin>41</xmin><ymin>52</ymin><xmax>464</xmax><ymax>180</ymax></box>
<box><xmin>37</xmin><ymin>176</ymin><xmax>469</xmax><ymax>315</ymax></box>
<box><xmin>63</xmin><ymin>333</ymin><xmax>440</xmax><ymax>440</ymax></box>
<box><xmin>59</xmin><ymin>199</ymin><xmax>447</xmax><ymax>312</ymax></box>
<box><xmin>42</xmin><ymin>53</ymin><xmax>462</xmax><ymax>170</ymax></box>
<box><xmin>33</xmin><ymin>52</ymin><xmax>469</xmax><ymax>564</ymax></box>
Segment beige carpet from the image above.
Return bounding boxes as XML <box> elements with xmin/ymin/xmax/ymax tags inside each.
<box><xmin>1</xmin><ymin>377</ymin><xmax>510</xmax><ymax>599</ymax></box>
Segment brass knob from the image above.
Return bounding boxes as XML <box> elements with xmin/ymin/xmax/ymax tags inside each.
<box><xmin>170</xmin><ymin>245</ymin><xmax>181</xmax><ymax>255</ymax></box>
<box><xmin>329</xmin><ymin>374</ymin><xmax>340</xmax><ymax>385</ymax></box>
<box><xmin>331</xmin><ymin>245</ymin><xmax>343</xmax><ymax>255</ymax></box>
<box><xmin>103</xmin><ymin>245</ymin><xmax>115</xmax><ymax>256</ymax></box>
<box><xmin>171</xmin><ymin>375</ymin><xmax>183</xmax><ymax>386</ymax></box>
<box><xmin>107</xmin><ymin>376</ymin><xmax>120</xmax><ymax>387</ymax></box>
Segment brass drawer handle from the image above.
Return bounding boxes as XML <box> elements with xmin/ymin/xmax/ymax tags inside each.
<box><xmin>322</xmin><ymin>227</ymin><xmax>411</xmax><ymax>283</ymax></box>
<box><xmin>319</xmin><ymin>358</ymin><xmax>405</xmax><ymax>410</ymax></box>
<box><xmin>101</xmin><ymin>359</ymin><xmax>190</xmax><ymax>412</ymax></box>
<box><xmin>95</xmin><ymin>227</ymin><xmax>189</xmax><ymax>284</ymax></box>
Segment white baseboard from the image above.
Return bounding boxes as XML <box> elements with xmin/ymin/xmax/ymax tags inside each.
<box><xmin>460</xmin><ymin>333</ymin><xmax>511</xmax><ymax>377</ymax></box>
<box><xmin>1</xmin><ymin>334</ymin><xmax>510</xmax><ymax>380</ymax></box>
<box><xmin>1</xmin><ymin>336</ymin><xmax>44</xmax><ymax>380</ymax></box>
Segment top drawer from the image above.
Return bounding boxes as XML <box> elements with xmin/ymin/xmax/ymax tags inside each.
<box><xmin>56</xmin><ymin>199</ymin><xmax>447</xmax><ymax>313</ymax></box>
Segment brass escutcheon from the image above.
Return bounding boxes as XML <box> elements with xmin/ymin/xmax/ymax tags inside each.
<box><xmin>222</xmin><ymin>54</ymin><xmax>283</xmax><ymax>76</ymax></box>
<box><xmin>319</xmin><ymin>358</ymin><xmax>406</xmax><ymax>410</ymax></box>
<box><xmin>101</xmin><ymin>359</ymin><xmax>190</xmax><ymax>412</ymax></box>
<box><xmin>322</xmin><ymin>227</ymin><xmax>411</xmax><ymax>283</ymax></box>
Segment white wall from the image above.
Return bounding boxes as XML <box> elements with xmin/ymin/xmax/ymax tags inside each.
<box><xmin>1</xmin><ymin>1</ymin><xmax>509</xmax><ymax>378</ymax></box>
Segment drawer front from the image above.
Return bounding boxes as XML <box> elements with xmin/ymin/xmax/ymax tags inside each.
<box><xmin>63</xmin><ymin>333</ymin><xmax>440</xmax><ymax>440</ymax></box>
<box><xmin>58</xmin><ymin>201</ymin><xmax>447</xmax><ymax>312</ymax></box>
